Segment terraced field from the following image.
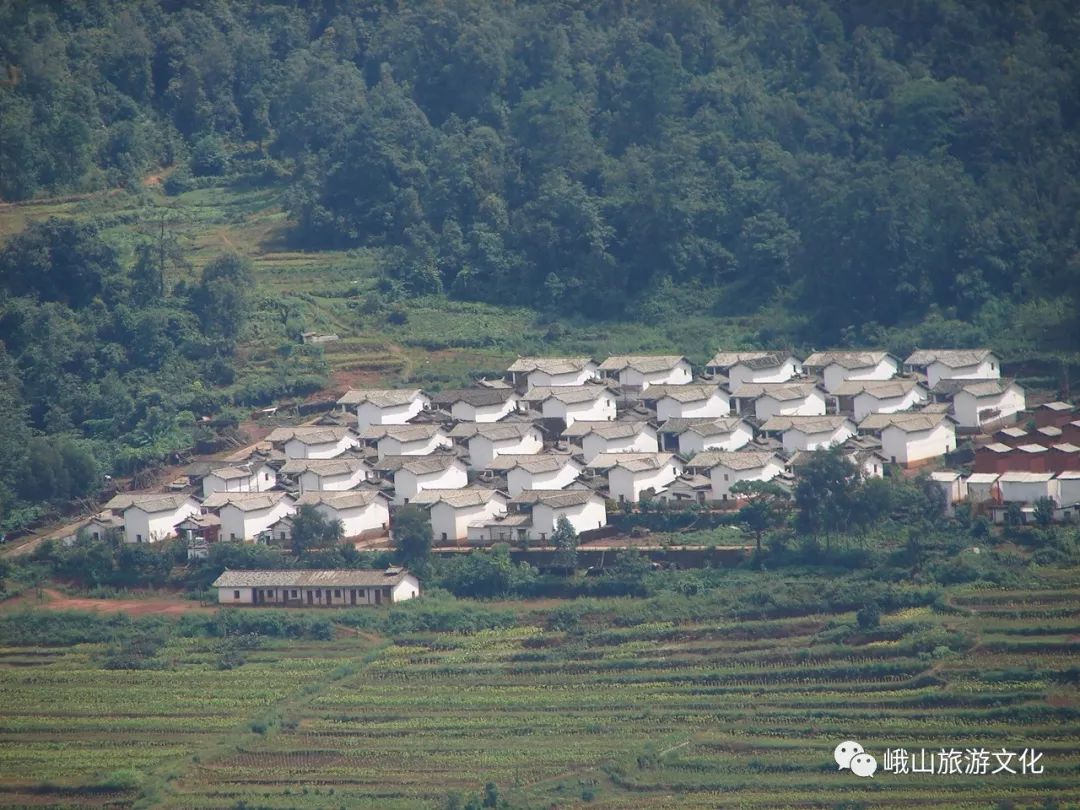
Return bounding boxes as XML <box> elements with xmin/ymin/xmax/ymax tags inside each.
<box><xmin>0</xmin><ymin>578</ymin><xmax>1077</xmax><ymax>809</ymax></box>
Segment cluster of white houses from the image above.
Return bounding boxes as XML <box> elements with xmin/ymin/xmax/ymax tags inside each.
<box><xmin>69</xmin><ymin>347</ymin><xmax>1080</xmax><ymax>552</ymax></box>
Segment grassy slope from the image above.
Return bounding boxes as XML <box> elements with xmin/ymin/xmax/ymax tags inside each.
<box><xmin>0</xmin><ymin>573</ymin><xmax>1077</xmax><ymax>808</ymax></box>
<box><xmin>0</xmin><ymin>182</ymin><xmax>790</xmax><ymax>397</ymax></box>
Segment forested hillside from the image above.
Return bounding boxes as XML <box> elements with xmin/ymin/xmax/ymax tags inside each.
<box><xmin>1</xmin><ymin>0</ymin><xmax>1078</xmax><ymax>531</ymax></box>
<box><xmin>2</xmin><ymin>0</ymin><xmax>1078</xmax><ymax>329</ymax></box>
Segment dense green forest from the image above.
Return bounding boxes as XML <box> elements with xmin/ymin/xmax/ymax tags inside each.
<box><xmin>3</xmin><ymin>0</ymin><xmax>1078</xmax><ymax>325</ymax></box>
<box><xmin>1</xmin><ymin>0</ymin><xmax>1078</xmax><ymax>529</ymax></box>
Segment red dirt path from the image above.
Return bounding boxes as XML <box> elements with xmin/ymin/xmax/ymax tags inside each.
<box><xmin>38</xmin><ymin>588</ymin><xmax>213</xmax><ymax>616</ymax></box>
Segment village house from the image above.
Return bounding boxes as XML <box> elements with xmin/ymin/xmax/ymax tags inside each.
<box><xmin>82</xmin><ymin>511</ymin><xmax>125</xmax><ymax>542</ymax></box>
<box><xmin>683</xmin><ymin>451</ymin><xmax>785</xmax><ymax>501</ymax></box>
<box><xmin>526</xmin><ymin>385</ymin><xmax>618</xmax><ymax>427</ymax></box>
<box><xmin>597</xmin><ymin>355</ymin><xmax>692</xmax><ymax>390</ymax></box>
<box><xmin>832</xmin><ymin>378</ymin><xmax>928</xmax><ymax>422</ymax></box>
<box><xmin>177</xmin><ymin>513</ymin><xmax>221</xmax><ymax>546</ymax></box>
<box><xmin>996</xmin><ymin>471</ymin><xmax>1059</xmax><ymax>507</ymax></box>
<box><xmin>506</xmin><ymin>357</ymin><xmax>599</xmax><ymax>389</ymax></box>
<box><xmin>732</xmin><ymin>382</ymin><xmax>827</xmax><ymax>421</ymax></box>
<box><xmin>337</xmin><ymin>388</ymin><xmax>430</xmax><ymax>430</ymax></box>
<box><xmin>760</xmin><ymin>415</ymin><xmax>857</xmax><ymax>453</ymax></box>
<box><xmin>994</xmin><ymin>426</ymin><xmax>1031</xmax><ymax>447</ymax></box>
<box><xmin>1034</xmin><ymin>401</ymin><xmax>1076</xmax><ymax>429</ymax></box>
<box><xmin>603</xmin><ymin>453</ymin><xmax>683</xmax><ymax>503</ymax></box>
<box><xmin>122</xmin><ymin>494</ymin><xmax>201</xmax><ymax>544</ymax></box>
<box><xmin>449</xmin><ymin>422</ymin><xmax>545</xmax><ymax>468</ymax></box>
<box><xmin>904</xmin><ymin>349</ymin><xmax>1000</xmax><ymax>389</ymax></box>
<box><xmin>561</xmin><ymin>420</ymin><xmax>659</xmax><ymax>463</ymax></box>
<box><xmin>657</xmin><ymin>472</ymin><xmax>714</xmax><ymax>504</ymax></box>
<box><xmin>939</xmin><ymin>379</ymin><xmax>1026</xmax><ymax>430</ymax></box>
<box><xmin>788</xmin><ymin>444</ymin><xmax>887</xmax><ymax>480</ymax></box>
<box><xmin>1057</xmin><ymin>470</ymin><xmax>1080</xmax><ymax>509</ymax></box>
<box><xmin>410</xmin><ymin>488</ymin><xmax>509</xmax><ymax>544</ymax></box>
<box><xmin>203</xmin><ymin>491</ymin><xmax>297</xmax><ymax>543</ymax></box>
<box><xmin>1048</xmin><ymin>443</ymin><xmax>1080</xmax><ymax>474</ymax></box>
<box><xmin>360</xmin><ymin>423</ymin><xmax>453</xmax><ymax>459</ymax></box>
<box><xmin>965</xmin><ymin>472</ymin><xmax>1001</xmax><ymax>504</ymax></box>
<box><xmin>671</xmin><ymin>416</ymin><xmax>754</xmax><ymax>455</ymax></box>
<box><xmin>375</xmin><ymin>455</ymin><xmax>469</xmax><ymax>505</ymax></box>
<box><xmin>484</xmin><ymin>453</ymin><xmax>583</xmax><ymax>496</ymax></box>
<box><xmin>641</xmin><ymin>383</ymin><xmax>730</xmax><ymax>421</ymax></box>
<box><xmin>705</xmin><ymin>351</ymin><xmax>799</xmax><ymax>390</ymax></box>
<box><xmin>973</xmin><ymin>442</ymin><xmax>1016</xmax><ymax>475</ymax></box>
<box><xmin>469</xmin><ymin>490</ymin><xmax>607</xmax><ymax>544</ymax></box>
<box><xmin>213</xmin><ymin>568</ymin><xmax>420</xmax><ymax>607</ymax></box>
<box><xmin>295</xmin><ymin>490</ymin><xmax>391</xmax><ymax>539</ymax></box>
<box><xmin>266</xmin><ymin>426</ymin><xmax>360</xmax><ymax>460</ymax></box>
<box><xmin>431</xmin><ymin>388</ymin><xmax>520</xmax><ymax>422</ymax></box>
<box><xmin>201</xmin><ymin>461</ymin><xmax>277</xmax><ymax>498</ymax></box>
<box><xmin>279</xmin><ymin>457</ymin><xmax>376</xmax><ymax>493</ymax></box>
<box><xmin>930</xmin><ymin>471</ymin><xmax>968</xmax><ymax>517</ymax></box>
<box><xmin>858</xmin><ymin>412</ymin><xmax>956</xmax><ymax>466</ymax></box>
<box><xmin>802</xmin><ymin>351</ymin><xmax>900</xmax><ymax>394</ymax></box>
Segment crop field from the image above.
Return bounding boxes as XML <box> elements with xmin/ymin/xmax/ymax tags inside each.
<box><xmin>0</xmin><ymin>575</ymin><xmax>1077</xmax><ymax>809</ymax></box>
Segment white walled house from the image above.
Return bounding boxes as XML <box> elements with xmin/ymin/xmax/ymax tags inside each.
<box><xmin>338</xmin><ymin>388</ymin><xmax>430</xmax><ymax>430</ymax></box>
<box><xmin>965</xmin><ymin>472</ymin><xmax>1001</xmax><ymax>504</ymax></box>
<box><xmin>643</xmin><ymin>384</ymin><xmax>730</xmax><ymax>421</ymax></box>
<box><xmin>561</xmin><ymin>420</ymin><xmax>659</xmax><ymax>463</ymax></box>
<box><xmin>269</xmin><ymin>426</ymin><xmax>359</xmax><ymax>460</ymax></box>
<box><xmin>506</xmin><ymin>357</ymin><xmax>598</xmax><ymax>389</ymax></box>
<box><xmin>685</xmin><ymin>451</ymin><xmax>785</xmax><ymax>501</ymax></box>
<box><xmin>597</xmin><ymin>355</ymin><xmax>692</xmax><ymax>390</ymax></box>
<box><xmin>411</xmin><ymin>488</ymin><xmax>508</xmax><ymax>543</ymax></box>
<box><xmin>204</xmin><ymin>492</ymin><xmax>297</xmax><ymax>543</ymax></box>
<box><xmin>213</xmin><ymin>568</ymin><xmax>420</xmax><ymax>607</ymax></box>
<box><xmin>280</xmin><ymin>457</ymin><xmax>376</xmax><ymax>493</ymax></box>
<box><xmin>675</xmin><ymin>417</ymin><xmax>754</xmax><ymax>455</ymax></box>
<box><xmin>833</xmin><ymin>379</ymin><xmax>928</xmax><ymax>422</ymax></box>
<box><xmin>441</xmin><ymin>388</ymin><xmax>519</xmax><ymax>422</ymax></box>
<box><xmin>802</xmin><ymin>351</ymin><xmax>900</xmax><ymax>394</ymax></box>
<box><xmin>733</xmin><ymin>383</ymin><xmax>827</xmax><ymax>421</ymax></box>
<box><xmin>201</xmin><ymin>462</ymin><xmax>277</xmax><ymax>498</ymax></box>
<box><xmin>449</xmin><ymin>422</ymin><xmax>545</xmax><ymax>469</ymax></box>
<box><xmin>376</xmin><ymin>455</ymin><xmax>469</xmax><ymax>505</ymax></box>
<box><xmin>295</xmin><ymin>490</ymin><xmax>390</xmax><ymax>539</ymax></box>
<box><xmin>705</xmin><ymin>351</ymin><xmax>799</xmax><ymax>390</ymax></box>
<box><xmin>528</xmin><ymin>386</ymin><xmax>618</xmax><ymax>427</ymax></box>
<box><xmin>485</xmin><ymin>454</ymin><xmax>583</xmax><ymax>496</ymax></box>
<box><xmin>904</xmin><ymin>349</ymin><xmax>1000</xmax><ymax>389</ymax></box>
<box><xmin>122</xmin><ymin>495</ymin><xmax>201</xmax><ymax>544</ymax></box>
<box><xmin>361</xmin><ymin>424</ymin><xmax>452</xmax><ymax>459</ymax></box>
<box><xmin>947</xmin><ymin>379</ymin><xmax>1026</xmax><ymax>430</ymax></box>
<box><xmin>606</xmin><ymin>454</ymin><xmax>683</xmax><ymax>503</ymax></box>
<box><xmin>930</xmin><ymin>471</ymin><xmax>968</xmax><ymax>517</ymax></box>
<box><xmin>997</xmin><ymin>472</ymin><xmax>1059</xmax><ymax>506</ymax></box>
<box><xmin>1056</xmin><ymin>471</ymin><xmax>1080</xmax><ymax>509</ymax></box>
<box><xmin>859</xmin><ymin>413</ymin><xmax>956</xmax><ymax>466</ymax></box>
<box><xmin>471</xmin><ymin>490</ymin><xmax>607</xmax><ymax>543</ymax></box>
<box><xmin>760</xmin><ymin>415</ymin><xmax>857</xmax><ymax>453</ymax></box>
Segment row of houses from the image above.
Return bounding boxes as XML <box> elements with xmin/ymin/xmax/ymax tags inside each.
<box><xmin>932</xmin><ymin>470</ymin><xmax>1080</xmax><ymax>524</ymax></box>
<box><xmin>69</xmin><ymin>348</ymin><xmax>1072</xmax><ymax>551</ymax></box>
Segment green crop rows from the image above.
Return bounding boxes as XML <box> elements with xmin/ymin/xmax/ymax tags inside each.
<box><xmin>0</xmin><ymin>582</ymin><xmax>1077</xmax><ymax>809</ymax></box>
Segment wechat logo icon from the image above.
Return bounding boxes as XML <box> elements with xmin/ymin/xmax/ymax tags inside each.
<box><xmin>835</xmin><ymin>740</ymin><xmax>878</xmax><ymax>778</ymax></box>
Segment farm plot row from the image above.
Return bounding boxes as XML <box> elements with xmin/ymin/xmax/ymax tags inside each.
<box><xmin>165</xmin><ymin>595</ymin><xmax>1080</xmax><ymax>809</ymax></box>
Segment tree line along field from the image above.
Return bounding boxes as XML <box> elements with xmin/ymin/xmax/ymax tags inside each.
<box><xmin>0</xmin><ymin>573</ymin><xmax>1077</xmax><ymax>809</ymax></box>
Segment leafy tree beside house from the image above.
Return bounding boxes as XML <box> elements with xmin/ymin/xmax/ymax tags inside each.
<box><xmin>731</xmin><ymin>480</ymin><xmax>791</xmax><ymax>554</ymax></box>
<box><xmin>551</xmin><ymin>516</ymin><xmax>579</xmax><ymax>572</ymax></box>
<box><xmin>290</xmin><ymin>505</ymin><xmax>344</xmax><ymax>557</ymax></box>
<box><xmin>794</xmin><ymin>448</ymin><xmax>861</xmax><ymax>552</ymax></box>
<box><xmin>392</xmin><ymin>506</ymin><xmax>434</xmax><ymax>576</ymax></box>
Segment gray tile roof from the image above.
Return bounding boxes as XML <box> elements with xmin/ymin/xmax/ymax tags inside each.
<box><xmin>507</xmin><ymin>357</ymin><xmax>595</xmax><ymax>374</ymax></box>
<box><xmin>202</xmin><ymin>491</ymin><xmax>294</xmax><ymax>512</ymax></box>
<box><xmin>485</xmin><ymin>454</ymin><xmax>580</xmax><ymax>473</ymax></box>
<box><xmin>526</xmin><ymin>385</ymin><xmax>617</xmax><ymax>405</ymax></box>
<box><xmin>409</xmin><ymin>488</ymin><xmax>505</xmax><ymax>507</ymax></box>
<box><xmin>511</xmin><ymin>490</ymin><xmax>601</xmax><ymax>507</ymax></box>
<box><xmin>587</xmin><ymin>452</ymin><xmax>674</xmax><ymax>470</ymax></box>
<box><xmin>686</xmin><ymin>450</ymin><xmax>779</xmax><ymax>471</ymax></box>
<box><xmin>122</xmin><ymin>494</ymin><xmax>196</xmax><ymax>514</ymax></box>
<box><xmin>212</xmin><ymin>568</ymin><xmax>414</xmax><ymax>589</ymax></box>
<box><xmin>858</xmin><ymin>412</ymin><xmax>950</xmax><ymax>433</ymax></box>
<box><xmin>707</xmin><ymin>351</ymin><xmax>791</xmax><ymax>370</ymax></box>
<box><xmin>734</xmin><ymin>382</ymin><xmax>822</xmax><ymax>401</ymax></box>
<box><xmin>904</xmin><ymin>349</ymin><xmax>993</xmax><ymax>368</ymax></box>
<box><xmin>832</xmin><ymin>378</ymin><xmax>923</xmax><ymax>398</ymax></box>
<box><xmin>336</xmin><ymin>388</ymin><xmax>424</xmax><ymax>407</ymax></box>
<box><xmin>760</xmin><ymin>415</ymin><xmax>855</xmax><ymax>434</ymax></box>
<box><xmin>598</xmin><ymin>355</ymin><xmax>688</xmax><ymax>373</ymax></box>
<box><xmin>295</xmin><ymin>490</ymin><xmax>387</xmax><ymax>509</ymax></box>
<box><xmin>561</xmin><ymin>420</ymin><xmax>653</xmax><ymax>439</ymax></box>
<box><xmin>430</xmin><ymin>388</ymin><xmax>516</xmax><ymax>407</ymax></box>
<box><xmin>641</xmin><ymin>384</ymin><xmax>721</xmax><ymax>403</ymax></box>
<box><xmin>374</xmin><ymin>455</ymin><xmax>463</xmax><ymax>475</ymax></box>
<box><xmin>279</xmin><ymin>457</ymin><xmax>369</xmax><ymax>476</ymax></box>
<box><xmin>802</xmin><ymin>351</ymin><xmax>893</xmax><ymax>370</ymax></box>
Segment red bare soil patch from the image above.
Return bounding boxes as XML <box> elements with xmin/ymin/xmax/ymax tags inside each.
<box><xmin>40</xmin><ymin>589</ymin><xmax>212</xmax><ymax>616</ymax></box>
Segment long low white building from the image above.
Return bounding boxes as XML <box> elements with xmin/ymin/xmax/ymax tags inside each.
<box><xmin>213</xmin><ymin>568</ymin><xmax>420</xmax><ymax>606</ymax></box>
